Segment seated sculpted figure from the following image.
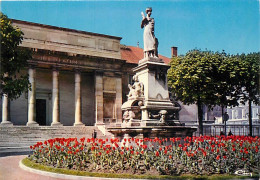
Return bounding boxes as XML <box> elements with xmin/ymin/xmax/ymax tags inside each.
<box><xmin>127</xmin><ymin>75</ymin><xmax>144</xmax><ymax>99</ymax></box>
<box><xmin>123</xmin><ymin>110</ymin><xmax>135</xmax><ymax>121</ymax></box>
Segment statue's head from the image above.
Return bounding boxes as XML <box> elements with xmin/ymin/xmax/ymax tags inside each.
<box><xmin>146</xmin><ymin>7</ymin><xmax>152</xmax><ymax>14</ymax></box>
<box><xmin>133</xmin><ymin>75</ymin><xmax>138</xmax><ymax>82</ymax></box>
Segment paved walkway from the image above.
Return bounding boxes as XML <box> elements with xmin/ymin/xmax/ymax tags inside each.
<box><xmin>0</xmin><ymin>155</ymin><xmax>63</xmax><ymax>180</ymax></box>
<box><xmin>0</xmin><ymin>155</ymin><xmax>127</xmax><ymax>180</ymax></box>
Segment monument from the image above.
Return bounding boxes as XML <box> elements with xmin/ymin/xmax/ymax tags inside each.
<box><xmin>107</xmin><ymin>7</ymin><xmax>196</xmax><ymax>139</ymax></box>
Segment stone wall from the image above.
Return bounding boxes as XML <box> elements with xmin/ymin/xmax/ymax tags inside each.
<box><xmin>9</xmin><ymin>69</ymin><xmax>28</xmax><ymax>125</ymax></box>
<box><xmin>179</xmin><ymin>103</ymin><xmax>198</xmax><ymax>123</ymax></box>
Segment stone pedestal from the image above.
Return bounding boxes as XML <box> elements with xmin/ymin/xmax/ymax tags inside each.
<box><xmin>133</xmin><ymin>57</ymin><xmax>180</xmax><ymax>124</ymax></box>
<box><xmin>110</xmin><ymin>56</ymin><xmax>197</xmax><ymax>140</ymax></box>
<box><xmin>134</xmin><ymin>58</ymin><xmax>172</xmax><ymax>103</ymax></box>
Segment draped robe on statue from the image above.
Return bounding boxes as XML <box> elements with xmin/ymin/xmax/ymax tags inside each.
<box><xmin>141</xmin><ymin>17</ymin><xmax>156</xmax><ymax>53</ymax></box>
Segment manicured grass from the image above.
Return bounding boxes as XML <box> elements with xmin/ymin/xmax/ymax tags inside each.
<box><xmin>22</xmin><ymin>158</ymin><xmax>259</xmax><ymax>179</ymax></box>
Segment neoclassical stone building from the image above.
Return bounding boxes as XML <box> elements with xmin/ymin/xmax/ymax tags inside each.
<box><xmin>0</xmin><ymin>19</ymin><xmax>174</xmax><ymax>127</ymax></box>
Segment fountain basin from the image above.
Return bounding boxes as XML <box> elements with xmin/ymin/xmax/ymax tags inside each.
<box><xmin>107</xmin><ymin>126</ymin><xmax>197</xmax><ymax>139</ymax></box>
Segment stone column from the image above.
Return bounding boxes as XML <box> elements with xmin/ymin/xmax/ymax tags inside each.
<box><xmin>27</xmin><ymin>67</ymin><xmax>38</xmax><ymax>126</ymax></box>
<box><xmin>51</xmin><ymin>68</ymin><xmax>62</xmax><ymax>126</ymax></box>
<box><xmin>95</xmin><ymin>71</ymin><xmax>104</xmax><ymax>125</ymax></box>
<box><xmin>1</xmin><ymin>94</ymin><xmax>13</xmax><ymax>126</ymax></box>
<box><xmin>115</xmin><ymin>77</ymin><xmax>122</xmax><ymax>123</ymax></box>
<box><xmin>74</xmin><ymin>70</ymin><xmax>84</xmax><ymax>126</ymax></box>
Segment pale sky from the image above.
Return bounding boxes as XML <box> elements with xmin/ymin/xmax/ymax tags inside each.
<box><xmin>1</xmin><ymin>0</ymin><xmax>259</xmax><ymax>57</ymax></box>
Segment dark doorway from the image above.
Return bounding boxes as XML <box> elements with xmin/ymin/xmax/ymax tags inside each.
<box><xmin>36</xmin><ymin>99</ymin><xmax>46</xmax><ymax>125</ymax></box>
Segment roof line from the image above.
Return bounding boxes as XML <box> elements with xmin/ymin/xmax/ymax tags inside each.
<box><xmin>11</xmin><ymin>19</ymin><xmax>122</xmax><ymax>40</ymax></box>
<box><xmin>121</xmin><ymin>45</ymin><xmax>171</xmax><ymax>59</ymax></box>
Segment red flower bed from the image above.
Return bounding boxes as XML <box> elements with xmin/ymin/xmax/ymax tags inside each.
<box><xmin>29</xmin><ymin>136</ymin><xmax>260</xmax><ymax>175</ymax></box>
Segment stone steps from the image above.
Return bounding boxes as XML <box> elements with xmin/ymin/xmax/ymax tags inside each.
<box><xmin>0</xmin><ymin>126</ymin><xmax>112</xmax><ymax>156</ymax></box>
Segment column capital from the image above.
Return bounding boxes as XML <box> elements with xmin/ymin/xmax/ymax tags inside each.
<box><xmin>114</xmin><ymin>72</ymin><xmax>123</xmax><ymax>78</ymax></box>
<box><xmin>75</xmin><ymin>71</ymin><xmax>81</xmax><ymax>83</ymax></box>
<box><xmin>52</xmin><ymin>65</ymin><xmax>61</xmax><ymax>71</ymax></box>
<box><xmin>28</xmin><ymin>63</ymin><xmax>37</xmax><ymax>69</ymax></box>
<box><xmin>74</xmin><ymin>68</ymin><xmax>82</xmax><ymax>74</ymax></box>
<box><xmin>95</xmin><ymin>70</ymin><xmax>104</xmax><ymax>76</ymax></box>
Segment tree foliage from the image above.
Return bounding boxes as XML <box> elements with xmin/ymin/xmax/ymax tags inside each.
<box><xmin>237</xmin><ymin>52</ymin><xmax>260</xmax><ymax>105</ymax></box>
<box><xmin>214</xmin><ymin>54</ymin><xmax>243</xmax><ymax>108</ymax></box>
<box><xmin>237</xmin><ymin>52</ymin><xmax>260</xmax><ymax>136</ymax></box>
<box><xmin>0</xmin><ymin>12</ymin><xmax>31</xmax><ymax>100</ymax></box>
<box><xmin>167</xmin><ymin>50</ymin><xmax>244</xmax><ymax>135</ymax></box>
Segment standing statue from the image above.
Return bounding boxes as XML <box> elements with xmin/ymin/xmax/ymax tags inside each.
<box><xmin>141</xmin><ymin>7</ymin><xmax>158</xmax><ymax>58</ymax></box>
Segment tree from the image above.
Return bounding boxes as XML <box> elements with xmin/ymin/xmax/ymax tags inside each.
<box><xmin>214</xmin><ymin>54</ymin><xmax>244</xmax><ymax>118</ymax></box>
<box><xmin>0</xmin><ymin>12</ymin><xmax>31</xmax><ymax>100</ymax></box>
<box><xmin>237</xmin><ymin>52</ymin><xmax>260</xmax><ymax>136</ymax></box>
<box><xmin>168</xmin><ymin>50</ymin><xmax>221</xmax><ymax>135</ymax></box>
<box><xmin>167</xmin><ymin>50</ymin><xmax>243</xmax><ymax>135</ymax></box>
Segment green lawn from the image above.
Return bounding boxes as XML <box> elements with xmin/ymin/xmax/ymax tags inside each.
<box><xmin>22</xmin><ymin>158</ymin><xmax>259</xmax><ymax>180</ymax></box>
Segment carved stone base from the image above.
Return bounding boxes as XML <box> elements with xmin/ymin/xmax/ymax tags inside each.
<box><xmin>0</xmin><ymin>121</ymin><xmax>13</xmax><ymax>126</ymax></box>
<box><xmin>73</xmin><ymin>122</ymin><xmax>85</xmax><ymax>126</ymax></box>
<box><xmin>107</xmin><ymin>126</ymin><xmax>197</xmax><ymax>140</ymax></box>
<box><xmin>51</xmin><ymin>122</ymin><xmax>63</xmax><ymax>126</ymax></box>
<box><xmin>122</xmin><ymin>119</ymin><xmax>141</xmax><ymax>128</ymax></box>
<box><xmin>138</xmin><ymin>57</ymin><xmax>164</xmax><ymax>65</ymax></box>
<box><xmin>26</xmin><ymin>121</ymin><xmax>39</xmax><ymax>126</ymax></box>
<box><xmin>141</xmin><ymin>119</ymin><xmax>182</xmax><ymax>127</ymax></box>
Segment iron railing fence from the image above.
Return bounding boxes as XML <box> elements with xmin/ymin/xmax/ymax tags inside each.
<box><xmin>185</xmin><ymin>124</ymin><xmax>260</xmax><ymax>136</ymax></box>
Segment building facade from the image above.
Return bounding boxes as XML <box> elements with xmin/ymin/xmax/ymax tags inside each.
<box><xmin>226</xmin><ymin>103</ymin><xmax>260</xmax><ymax>125</ymax></box>
<box><xmin>3</xmin><ymin>19</ymin><xmax>256</xmax><ymax>130</ymax></box>
<box><xmin>0</xmin><ymin>19</ymin><xmax>173</xmax><ymax>127</ymax></box>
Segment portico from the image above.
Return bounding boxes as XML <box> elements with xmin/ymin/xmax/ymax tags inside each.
<box><xmin>1</xmin><ymin>19</ymin><xmax>126</xmax><ymax>127</ymax></box>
